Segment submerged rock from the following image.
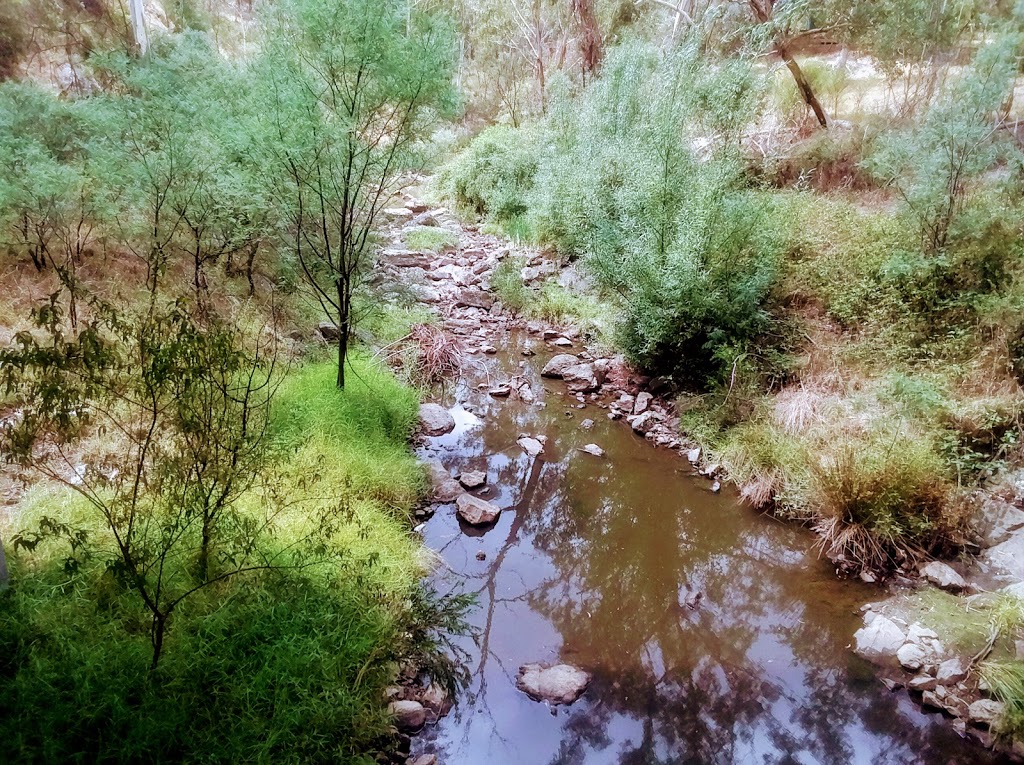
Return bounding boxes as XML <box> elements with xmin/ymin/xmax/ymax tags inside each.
<box><xmin>516</xmin><ymin>663</ymin><xmax>591</xmax><ymax>705</ymax></box>
<box><xmin>388</xmin><ymin>700</ymin><xmax>426</xmax><ymax>732</ymax></box>
<box><xmin>853</xmin><ymin>614</ymin><xmax>906</xmax><ymax>664</ymax></box>
<box><xmin>456</xmin><ymin>493</ymin><xmax>501</xmax><ymax>526</ymax></box>
<box><xmin>419</xmin><ymin>403</ymin><xmax>455</xmax><ymax>436</ymax></box>
<box><xmin>517</xmin><ymin>437</ymin><xmax>545</xmax><ymax>457</ymax></box>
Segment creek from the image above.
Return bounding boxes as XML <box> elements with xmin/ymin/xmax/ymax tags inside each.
<box><xmin>414</xmin><ymin>334</ymin><xmax>998</xmax><ymax>765</ymax></box>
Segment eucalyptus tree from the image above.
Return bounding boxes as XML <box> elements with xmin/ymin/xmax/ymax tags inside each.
<box><xmin>261</xmin><ymin>0</ymin><xmax>457</xmax><ymax>388</ymax></box>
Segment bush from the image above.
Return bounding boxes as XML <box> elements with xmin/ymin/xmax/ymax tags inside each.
<box><xmin>0</xmin><ymin>358</ymin><xmax>459</xmax><ymax>763</ymax></box>
<box><xmin>435</xmin><ymin>125</ymin><xmax>539</xmax><ymax>223</ymax></box>
<box><xmin>405</xmin><ymin>225</ymin><xmax>458</xmax><ymax>253</ymax></box>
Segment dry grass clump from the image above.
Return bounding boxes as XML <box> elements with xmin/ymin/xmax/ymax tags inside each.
<box><xmin>379</xmin><ymin>323</ymin><xmax>462</xmax><ymax>388</ymax></box>
<box><xmin>810</xmin><ymin>432</ymin><xmax>964</xmax><ymax>571</ymax></box>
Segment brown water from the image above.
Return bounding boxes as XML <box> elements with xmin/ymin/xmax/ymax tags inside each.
<box><xmin>416</xmin><ymin>337</ymin><xmax>997</xmax><ymax>765</ymax></box>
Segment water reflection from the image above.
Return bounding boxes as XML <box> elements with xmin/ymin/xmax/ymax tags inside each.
<box><xmin>418</xmin><ymin>337</ymin><xmax>993</xmax><ymax>765</ymax></box>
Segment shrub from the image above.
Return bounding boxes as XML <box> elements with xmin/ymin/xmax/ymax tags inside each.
<box><xmin>489</xmin><ymin>255</ymin><xmax>530</xmax><ymax>314</ymax></box>
<box><xmin>436</xmin><ymin>125</ymin><xmax>539</xmax><ymax>223</ymax></box>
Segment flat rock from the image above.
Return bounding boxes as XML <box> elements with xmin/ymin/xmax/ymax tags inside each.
<box><xmin>419</xmin><ymin>403</ymin><xmax>455</xmax><ymax>436</ymax></box>
<box><xmin>456</xmin><ymin>493</ymin><xmax>501</xmax><ymax>526</ymax></box>
<box><xmin>516</xmin><ymin>663</ymin><xmax>591</xmax><ymax>705</ymax></box>
<box><xmin>388</xmin><ymin>699</ymin><xmax>426</xmax><ymax>732</ymax></box>
<box><xmin>853</xmin><ymin>614</ymin><xmax>907</xmax><ymax>664</ymax></box>
<box><xmin>459</xmin><ymin>470</ymin><xmax>487</xmax><ymax>489</ymax></box>
<box><xmin>908</xmin><ymin>675</ymin><xmax>938</xmax><ymax>692</ymax></box>
<box><xmin>488</xmin><ymin>385</ymin><xmax>512</xmax><ymax>398</ymax></box>
<box><xmin>518</xmin><ymin>437</ymin><xmax>545</xmax><ymax>457</ymax></box>
<box><xmin>456</xmin><ymin>289</ymin><xmax>494</xmax><ymax>310</ymax></box>
<box><xmin>541</xmin><ymin>354</ymin><xmax>581</xmax><ymax>378</ymax></box>
<box><xmin>425</xmin><ymin>459</ymin><xmax>462</xmax><ymax>503</ymax></box>
<box><xmin>408</xmin><ymin>755</ymin><xmax>437</xmax><ymax>765</ymax></box>
<box><xmin>920</xmin><ymin>561</ymin><xmax>967</xmax><ymax>592</ymax></box>
<box><xmin>580</xmin><ymin>443</ymin><xmax>605</xmax><ymax>457</ymax></box>
<box><xmin>552</xmin><ymin>337</ymin><xmax>573</xmax><ymax>347</ymax></box>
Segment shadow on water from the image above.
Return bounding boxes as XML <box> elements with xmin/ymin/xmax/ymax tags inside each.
<box><xmin>417</xmin><ymin>335</ymin><xmax>996</xmax><ymax>765</ymax></box>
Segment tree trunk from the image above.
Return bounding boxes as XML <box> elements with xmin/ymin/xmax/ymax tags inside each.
<box><xmin>151</xmin><ymin>612</ymin><xmax>167</xmax><ymax>670</ymax></box>
<box><xmin>129</xmin><ymin>0</ymin><xmax>149</xmax><ymax>55</ymax></box>
<box><xmin>571</xmin><ymin>0</ymin><xmax>603</xmax><ymax>79</ymax></box>
<box><xmin>0</xmin><ymin>535</ymin><xmax>9</xmax><ymax>592</ymax></box>
<box><xmin>779</xmin><ymin>44</ymin><xmax>829</xmax><ymax>128</ymax></box>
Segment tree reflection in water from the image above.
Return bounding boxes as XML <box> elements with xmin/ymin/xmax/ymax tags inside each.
<box><xmin>417</xmin><ymin>342</ymin><xmax>995</xmax><ymax>765</ymax></box>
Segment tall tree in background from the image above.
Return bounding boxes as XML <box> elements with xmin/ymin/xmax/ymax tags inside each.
<box><xmin>571</xmin><ymin>0</ymin><xmax>603</xmax><ymax>78</ymax></box>
<box><xmin>264</xmin><ymin>0</ymin><xmax>456</xmax><ymax>388</ymax></box>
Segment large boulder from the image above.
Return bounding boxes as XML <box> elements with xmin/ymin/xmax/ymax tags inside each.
<box><xmin>541</xmin><ymin>354</ymin><xmax>581</xmax><ymax>379</ymax></box>
<box><xmin>972</xmin><ymin>498</ymin><xmax>1024</xmax><ymax>547</ymax></box>
<box><xmin>628</xmin><ymin>411</ymin><xmax>659</xmax><ymax>435</ymax></box>
<box><xmin>456</xmin><ymin>494</ymin><xmax>501</xmax><ymax>526</ymax></box>
<box><xmin>316</xmin><ymin>321</ymin><xmax>340</xmax><ymax>342</ymax></box>
<box><xmin>424</xmin><ymin>460</ymin><xmax>462</xmax><ymax>503</ymax></box>
<box><xmin>388</xmin><ymin>699</ymin><xmax>426</xmax><ymax>732</ymax></box>
<box><xmin>853</xmin><ymin>614</ymin><xmax>906</xmax><ymax>664</ymax></box>
<box><xmin>920</xmin><ymin>561</ymin><xmax>967</xmax><ymax>592</ymax></box>
<box><xmin>516</xmin><ymin>663</ymin><xmax>591</xmax><ymax>705</ymax></box>
<box><xmin>562</xmin><ymin>363</ymin><xmax>599</xmax><ymax>393</ymax></box>
<box><xmin>981</xmin><ymin>531</ymin><xmax>1024</xmax><ymax>581</ymax></box>
<box><xmin>419</xmin><ymin>403</ymin><xmax>455</xmax><ymax>437</ymax></box>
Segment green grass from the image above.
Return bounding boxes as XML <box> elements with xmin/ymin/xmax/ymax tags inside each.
<box><xmin>405</xmin><ymin>225</ymin><xmax>458</xmax><ymax>253</ymax></box>
<box><xmin>0</xmin><ymin>356</ymin><xmax>443</xmax><ymax>764</ymax></box>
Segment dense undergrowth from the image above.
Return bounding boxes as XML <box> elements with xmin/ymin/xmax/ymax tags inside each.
<box><xmin>0</xmin><ymin>356</ymin><xmax>463</xmax><ymax>764</ymax></box>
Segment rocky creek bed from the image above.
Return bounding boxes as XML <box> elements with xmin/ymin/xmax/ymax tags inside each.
<box><xmin>370</xmin><ymin>186</ymin><xmax>1022</xmax><ymax>764</ymax></box>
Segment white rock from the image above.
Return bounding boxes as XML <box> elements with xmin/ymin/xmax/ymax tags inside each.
<box><xmin>935</xmin><ymin>657</ymin><xmax>968</xmax><ymax>684</ymax></box>
<box><xmin>920</xmin><ymin>561</ymin><xmax>967</xmax><ymax>592</ymax></box>
<box><xmin>516</xmin><ymin>663</ymin><xmax>590</xmax><ymax>705</ymax></box>
<box><xmin>633</xmin><ymin>392</ymin><xmax>654</xmax><ymax>415</ymax></box>
<box><xmin>580</xmin><ymin>444</ymin><xmax>605</xmax><ymax>457</ymax></box>
<box><xmin>459</xmin><ymin>470</ymin><xmax>487</xmax><ymax>489</ymax></box>
<box><xmin>897</xmin><ymin>642</ymin><xmax>929</xmax><ymax>671</ymax></box>
<box><xmin>388</xmin><ymin>699</ymin><xmax>426</xmax><ymax>732</ymax></box>
<box><xmin>968</xmin><ymin>698</ymin><xmax>1005</xmax><ymax>728</ymax></box>
<box><xmin>541</xmin><ymin>354</ymin><xmax>581</xmax><ymax>378</ymax></box>
<box><xmin>518</xmin><ymin>437</ymin><xmax>545</xmax><ymax>457</ymax></box>
<box><xmin>853</xmin><ymin>614</ymin><xmax>907</xmax><ymax>664</ymax></box>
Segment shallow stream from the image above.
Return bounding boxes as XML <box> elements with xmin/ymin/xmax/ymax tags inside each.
<box><xmin>416</xmin><ymin>335</ymin><xmax>997</xmax><ymax>765</ymax></box>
